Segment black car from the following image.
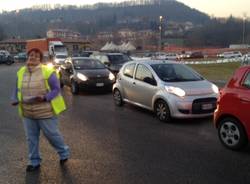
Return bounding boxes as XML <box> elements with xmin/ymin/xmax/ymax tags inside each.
<box><xmin>189</xmin><ymin>51</ymin><xmax>204</xmax><ymax>59</ymax></box>
<box><xmin>0</xmin><ymin>53</ymin><xmax>14</xmax><ymax>65</ymax></box>
<box><xmin>90</xmin><ymin>52</ymin><xmax>132</xmax><ymax>75</ymax></box>
<box><xmin>60</xmin><ymin>57</ymin><xmax>115</xmax><ymax>94</ymax></box>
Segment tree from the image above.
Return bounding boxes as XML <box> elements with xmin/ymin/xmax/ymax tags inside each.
<box><xmin>185</xmin><ymin>17</ymin><xmax>244</xmax><ymax>47</ymax></box>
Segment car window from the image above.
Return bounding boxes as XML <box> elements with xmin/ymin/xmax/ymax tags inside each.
<box><xmin>135</xmin><ymin>64</ymin><xmax>154</xmax><ymax>82</ymax></box>
<box><xmin>243</xmin><ymin>72</ymin><xmax>250</xmax><ymax>88</ymax></box>
<box><xmin>123</xmin><ymin>63</ymin><xmax>136</xmax><ymax>78</ymax></box>
<box><xmin>56</xmin><ymin>55</ymin><xmax>67</xmax><ymax>59</ymax></box>
<box><xmin>151</xmin><ymin>63</ymin><xmax>203</xmax><ymax>82</ymax></box>
<box><xmin>73</xmin><ymin>59</ymin><xmax>105</xmax><ymax>70</ymax></box>
<box><xmin>107</xmin><ymin>54</ymin><xmax>130</xmax><ymax>64</ymax></box>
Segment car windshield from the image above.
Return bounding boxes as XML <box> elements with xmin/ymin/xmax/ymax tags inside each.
<box><xmin>54</xmin><ymin>46</ymin><xmax>67</xmax><ymax>53</ymax></box>
<box><xmin>151</xmin><ymin>63</ymin><xmax>204</xmax><ymax>82</ymax></box>
<box><xmin>56</xmin><ymin>55</ymin><xmax>67</xmax><ymax>59</ymax></box>
<box><xmin>73</xmin><ymin>59</ymin><xmax>105</xmax><ymax>70</ymax></box>
<box><xmin>19</xmin><ymin>53</ymin><xmax>26</xmax><ymax>56</ymax></box>
<box><xmin>107</xmin><ymin>54</ymin><xmax>131</xmax><ymax>64</ymax></box>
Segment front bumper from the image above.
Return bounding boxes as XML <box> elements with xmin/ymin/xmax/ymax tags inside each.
<box><xmin>168</xmin><ymin>94</ymin><xmax>217</xmax><ymax>118</ymax></box>
<box><xmin>77</xmin><ymin>79</ymin><xmax>114</xmax><ymax>91</ymax></box>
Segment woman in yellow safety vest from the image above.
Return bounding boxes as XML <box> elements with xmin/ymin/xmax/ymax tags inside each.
<box><xmin>11</xmin><ymin>48</ymin><xmax>69</xmax><ymax>172</ymax></box>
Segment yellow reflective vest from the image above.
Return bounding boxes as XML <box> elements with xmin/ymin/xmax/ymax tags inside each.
<box><xmin>17</xmin><ymin>65</ymin><xmax>66</xmax><ymax>117</ymax></box>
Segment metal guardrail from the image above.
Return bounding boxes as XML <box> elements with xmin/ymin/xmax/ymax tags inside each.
<box><xmin>183</xmin><ymin>58</ymin><xmax>243</xmax><ymax>65</ymax></box>
<box><xmin>131</xmin><ymin>57</ymin><xmax>244</xmax><ymax>65</ymax></box>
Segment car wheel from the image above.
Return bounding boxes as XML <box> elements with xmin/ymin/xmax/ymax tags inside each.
<box><xmin>6</xmin><ymin>60</ymin><xmax>13</xmax><ymax>65</ymax></box>
<box><xmin>218</xmin><ymin>117</ymin><xmax>248</xmax><ymax>150</ymax></box>
<box><xmin>113</xmin><ymin>89</ymin><xmax>123</xmax><ymax>106</ymax></box>
<box><xmin>71</xmin><ymin>80</ymin><xmax>79</xmax><ymax>95</ymax></box>
<box><xmin>154</xmin><ymin>100</ymin><xmax>171</xmax><ymax>123</ymax></box>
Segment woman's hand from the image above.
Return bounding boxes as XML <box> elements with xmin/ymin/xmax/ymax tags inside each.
<box><xmin>35</xmin><ymin>95</ymin><xmax>46</xmax><ymax>102</ymax></box>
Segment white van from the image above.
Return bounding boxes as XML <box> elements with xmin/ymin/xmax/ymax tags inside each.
<box><xmin>220</xmin><ymin>51</ymin><xmax>242</xmax><ymax>58</ymax></box>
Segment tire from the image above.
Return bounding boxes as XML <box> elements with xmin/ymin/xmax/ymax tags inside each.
<box><xmin>5</xmin><ymin>60</ymin><xmax>13</xmax><ymax>65</ymax></box>
<box><xmin>154</xmin><ymin>100</ymin><xmax>171</xmax><ymax>123</ymax></box>
<box><xmin>71</xmin><ymin>80</ymin><xmax>79</xmax><ymax>95</ymax></box>
<box><xmin>113</xmin><ymin>89</ymin><xmax>123</xmax><ymax>106</ymax></box>
<box><xmin>218</xmin><ymin>117</ymin><xmax>248</xmax><ymax>150</ymax></box>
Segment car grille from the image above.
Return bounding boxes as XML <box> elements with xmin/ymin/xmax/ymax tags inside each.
<box><xmin>88</xmin><ymin>76</ymin><xmax>108</xmax><ymax>80</ymax></box>
<box><xmin>192</xmin><ymin>98</ymin><xmax>217</xmax><ymax>114</ymax></box>
<box><xmin>88</xmin><ymin>76</ymin><xmax>109</xmax><ymax>82</ymax></box>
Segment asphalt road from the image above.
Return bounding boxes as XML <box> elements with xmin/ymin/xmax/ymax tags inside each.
<box><xmin>0</xmin><ymin>63</ymin><xmax>250</xmax><ymax>184</ymax></box>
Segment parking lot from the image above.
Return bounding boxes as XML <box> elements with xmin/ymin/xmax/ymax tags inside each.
<box><xmin>1</xmin><ymin>63</ymin><xmax>250</xmax><ymax>184</ymax></box>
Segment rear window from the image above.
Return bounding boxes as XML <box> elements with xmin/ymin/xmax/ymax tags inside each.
<box><xmin>107</xmin><ymin>54</ymin><xmax>131</xmax><ymax>64</ymax></box>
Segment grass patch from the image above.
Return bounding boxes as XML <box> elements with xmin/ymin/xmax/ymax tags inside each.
<box><xmin>188</xmin><ymin>62</ymin><xmax>241</xmax><ymax>81</ymax></box>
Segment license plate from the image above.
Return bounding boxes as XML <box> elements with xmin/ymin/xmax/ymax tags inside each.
<box><xmin>202</xmin><ymin>103</ymin><xmax>213</xmax><ymax>110</ymax></box>
<box><xmin>96</xmin><ymin>83</ymin><xmax>104</xmax><ymax>87</ymax></box>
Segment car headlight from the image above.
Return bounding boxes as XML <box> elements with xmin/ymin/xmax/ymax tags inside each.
<box><xmin>165</xmin><ymin>86</ymin><xmax>185</xmax><ymax>97</ymax></box>
<box><xmin>77</xmin><ymin>73</ymin><xmax>88</xmax><ymax>81</ymax></box>
<box><xmin>109</xmin><ymin>72</ymin><xmax>115</xmax><ymax>80</ymax></box>
<box><xmin>212</xmin><ymin>84</ymin><xmax>219</xmax><ymax>94</ymax></box>
<box><xmin>46</xmin><ymin>62</ymin><xmax>54</xmax><ymax>69</ymax></box>
<box><xmin>54</xmin><ymin>59</ymin><xmax>60</xmax><ymax>64</ymax></box>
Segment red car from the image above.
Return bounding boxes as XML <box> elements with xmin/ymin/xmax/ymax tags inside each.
<box><xmin>214</xmin><ymin>66</ymin><xmax>250</xmax><ymax>150</ymax></box>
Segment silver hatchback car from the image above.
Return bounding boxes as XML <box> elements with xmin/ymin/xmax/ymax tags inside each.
<box><xmin>113</xmin><ymin>60</ymin><xmax>219</xmax><ymax>122</ymax></box>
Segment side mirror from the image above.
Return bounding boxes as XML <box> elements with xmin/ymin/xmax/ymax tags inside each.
<box><xmin>143</xmin><ymin>77</ymin><xmax>157</xmax><ymax>86</ymax></box>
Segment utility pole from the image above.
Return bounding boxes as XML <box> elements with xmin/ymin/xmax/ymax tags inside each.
<box><xmin>159</xmin><ymin>16</ymin><xmax>163</xmax><ymax>51</ymax></box>
<box><xmin>242</xmin><ymin>13</ymin><xmax>247</xmax><ymax>45</ymax></box>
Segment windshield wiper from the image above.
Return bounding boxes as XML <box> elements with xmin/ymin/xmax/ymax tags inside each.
<box><xmin>163</xmin><ymin>78</ymin><xmax>202</xmax><ymax>82</ymax></box>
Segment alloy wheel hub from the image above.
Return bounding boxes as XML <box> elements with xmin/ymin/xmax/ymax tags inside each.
<box><xmin>220</xmin><ymin>122</ymin><xmax>240</xmax><ymax>146</ymax></box>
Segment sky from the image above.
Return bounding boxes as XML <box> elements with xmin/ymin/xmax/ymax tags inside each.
<box><xmin>0</xmin><ymin>0</ymin><xmax>249</xmax><ymax>18</ymax></box>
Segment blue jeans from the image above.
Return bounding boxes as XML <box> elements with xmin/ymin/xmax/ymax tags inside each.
<box><xmin>23</xmin><ymin>117</ymin><xmax>69</xmax><ymax>166</ymax></box>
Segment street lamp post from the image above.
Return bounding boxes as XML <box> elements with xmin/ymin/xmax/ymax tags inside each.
<box><xmin>159</xmin><ymin>16</ymin><xmax>163</xmax><ymax>51</ymax></box>
<box><xmin>243</xmin><ymin>17</ymin><xmax>246</xmax><ymax>45</ymax></box>
<box><xmin>242</xmin><ymin>13</ymin><xmax>247</xmax><ymax>45</ymax></box>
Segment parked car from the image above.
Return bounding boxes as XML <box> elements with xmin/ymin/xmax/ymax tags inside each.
<box><xmin>241</xmin><ymin>53</ymin><xmax>250</xmax><ymax>66</ymax></box>
<box><xmin>113</xmin><ymin>60</ymin><xmax>219</xmax><ymax>122</ymax></box>
<box><xmin>0</xmin><ymin>53</ymin><xmax>14</xmax><ymax>65</ymax></box>
<box><xmin>218</xmin><ymin>51</ymin><xmax>242</xmax><ymax>59</ymax></box>
<box><xmin>90</xmin><ymin>52</ymin><xmax>132</xmax><ymax>75</ymax></box>
<box><xmin>14</xmin><ymin>52</ymin><xmax>27</xmax><ymax>62</ymax></box>
<box><xmin>189</xmin><ymin>51</ymin><xmax>204</xmax><ymax>59</ymax></box>
<box><xmin>0</xmin><ymin>50</ymin><xmax>10</xmax><ymax>56</ymax></box>
<box><xmin>60</xmin><ymin>57</ymin><xmax>115</xmax><ymax>94</ymax></box>
<box><xmin>153</xmin><ymin>52</ymin><xmax>179</xmax><ymax>60</ymax></box>
<box><xmin>53</xmin><ymin>54</ymin><xmax>67</xmax><ymax>65</ymax></box>
<box><xmin>179</xmin><ymin>51</ymin><xmax>192</xmax><ymax>59</ymax></box>
<box><xmin>214</xmin><ymin>66</ymin><xmax>250</xmax><ymax>150</ymax></box>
